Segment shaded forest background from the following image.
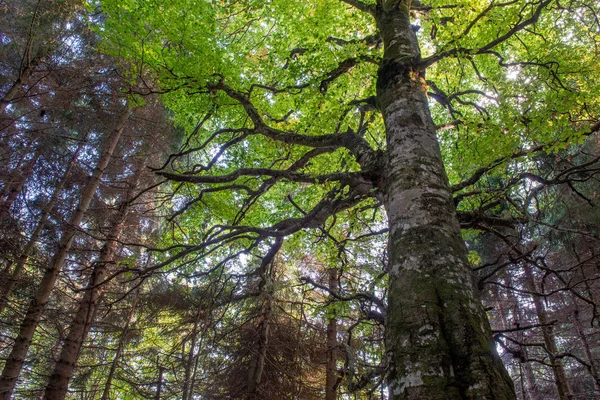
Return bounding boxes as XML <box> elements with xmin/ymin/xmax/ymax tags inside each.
<box><xmin>0</xmin><ymin>0</ymin><xmax>599</xmax><ymax>399</ymax></box>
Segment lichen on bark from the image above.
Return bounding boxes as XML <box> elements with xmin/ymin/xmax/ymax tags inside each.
<box><xmin>374</xmin><ymin>2</ymin><xmax>515</xmax><ymax>398</ymax></box>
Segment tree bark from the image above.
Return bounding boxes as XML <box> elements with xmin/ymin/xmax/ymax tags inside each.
<box><xmin>0</xmin><ymin>141</ymin><xmax>83</xmax><ymax>314</ymax></box>
<box><xmin>247</xmin><ymin>238</ymin><xmax>282</xmax><ymax>399</ymax></box>
<box><xmin>0</xmin><ymin>49</ymin><xmax>47</xmax><ymax>115</ymax></box>
<box><xmin>510</xmin><ymin>285</ymin><xmax>540</xmax><ymax>400</ymax></box>
<box><xmin>572</xmin><ymin>299</ymin><xmax>600</xmax><ymax>393</ymax></box>
<box><xmin>155</xmin><ymin>364</ymin><xmax>164</xmax><ymax>400</ymax></box>
<box><xmin>0</xmin><ymin>149</ymin><xmax>28</xmax><ymax>202</ymax></box>
<box><xmin>0</xmin><ymin>108</ymin><xmax>130</xmax><ymax>400</ymax></box>
<box><xmin>523</xmin><ymin>266</ymin><xmax>573</xmax><ymax>400</ymax></box>
<box><xmin>182</xmin><ymin>307</ymin><xmax>204</xmax><ymax>400</ymax></box>
<box><xmin>43</xmin><ymin>169</ymin><xmax>139</xmax><ymax>400</ymax></box>
<box><xmin>0</xmin><ymin>148</ymin><xmax>41</xmax><ymax>217</ymax></box>
<box><xmin>101</xmin><ymin>287</ymin><xmax>140</xmax><ymax>400</ymax></box>
<box><xmin>375</xmin><ymin>3</ymin><xmax>514</xmax><ymax>398</ymax></box>
<box><xmin>247</xmin><ymin>302</ymin><xmax>271</xmax><ymax>399</ymax></box>
<box><xmin>325</xmin><ymin>268</ymin><xmax>339</xmax><ymax>400</ymax></box>
<box><xmin>0</xmin><ymin>0</ymin><xmax>61</xmax><ymax>116</ymax></box>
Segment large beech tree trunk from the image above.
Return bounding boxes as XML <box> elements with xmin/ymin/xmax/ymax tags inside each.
<box><xmin>43</xmin><ymin>169</ymin><xmax>140</xmax><ymax>400</ymax></box>
<box><xmin>374</xmin><ymin>3</ymin><xmax>514</xmax><ymax>398</ymax></box>
<box><xmin>0</xmin><ymin>109</ymin><xmax>130</xmax><ymax>400</ymax></box>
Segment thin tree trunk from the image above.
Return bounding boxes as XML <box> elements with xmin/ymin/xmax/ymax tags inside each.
<box><xmin>500</xmin><ymin>273</ymin><xmax>540</xmax><ymax>400</ymax></box>
<box><xmin>523</xmin><ymin>266</ymin><xmax>573</xmax><ymax>400</ymax></box>
<box><xmin>100</xmin><ymin>287</ymin><xmax>140</xmax><ymax>400</ymax></box>
<box><xmin>0</xmin><ymin>148</ymin><xmax>41</xmax><ymax>217</ymax></box>
<box><xmin>0</xmin><ymin>109</ymin><xmax>130</xmax><ymax>400</ymax></box>
<box><xmin>0</xmin><ymin>140</ymin><xmax>83</xmax><ymax>314</ymax></box>
<box><xmin>189</xmin><ymin>335</ymin><xmax>203</xmax><ymax>400</ymax></box>
<box><xmin>155</xmin><ymin>365</ymin><xmax>164</xmax><ymax>400</ymax></box>
<box><xmin>0</xmin><ymin>148</ymin><xmax>28</xmax><ymax>202</ymax></box>
<box><xmin>325</xmin><ymin>268</ymin><xmax>339</xmax><ymax>400</ymax></box>
<box><xmin>572</xmin><ymin>298</ymin><xmax>600</xmax><ymax>393</ymax></box>
<box><xmin>247</xmin><ymin>304</ymin><xmax>271</xmax><ymax>399</ymax></box>
<box><xmin>0</xmin><ymin>50</ymin><xmax>46</xmax><ymax>114</ymax></box>
<box><xmin>247</xmin><ymin>238</ymin><xmax>282</xmax><ymax>399</ymax></box>
<box><xmin>375</xmin><ymin>3</ymin><xmax>514</xmax><ymax>399</ymax></box>
<box><xmin>182</xmin><ymin>307</ymin><xmax>204</xmax><ymax>400</ymax></box>
<box><xmin>0</xmin><ymin>0</ymin><xmax>55</xmax><ymax>115</ymax></box>
<box><xmin>43</xmin><ymin>170</ymin><xmax>139</xmax><ymax>399</ymax></box>
<box><xmin>512</xmin><ymin>291</ymin><xmax>540</xmax><ymax>400</ymax></box>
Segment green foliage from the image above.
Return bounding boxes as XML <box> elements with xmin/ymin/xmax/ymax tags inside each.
<box><xmin>79</xmin><ymin>0</ymin><xmax>600</xmax><ymax>397</ymax></box>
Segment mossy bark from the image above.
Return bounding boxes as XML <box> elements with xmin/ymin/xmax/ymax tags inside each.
<box><xmin>375</xmin><ymin>3</ymin><xmax>515</xmax><ymax>399</ymax></box>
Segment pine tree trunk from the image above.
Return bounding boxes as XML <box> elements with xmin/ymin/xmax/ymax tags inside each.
<box><xmin>0</xmin><ymin>141</ymin><xmax>83</xmax><ymax>314</ymax></box>
<box><xmin>0</xmin><ymin>54</ymin><xmax>44</xmax><ymax>115</ymax></box>
<box><xmin>182</xmin><ymin>308</ymin><xmax>203</xmax><ymax>400</ymax></box>
<box><xmin>101</xmin><ymin>287</ymin><xmax>140</xmax><ymax>400</ymax></box>
<box><xmin>248</xmin><ymin>305</ymin><xmax>271</xmax><ymax>399</ymax></box>
<box><xmin>523</xmin><ymin>266</ymin><xmax>573</xmax><ymax>400</ymax></box>
<box><xmin>0</xmin><ymin>149</ymin><xmax>28</xmax><ymax>202</ymax></box>
<box><xmin>572</xmin><ymin>297</ymin><xmax>600</xmax><ymax>393</ymax></box>
<box><xmin>155</xmin><ymin>365</ymin><xmax>164</xmax><ymax>400</ymax></box>
<box><xmin>43</xmin><ymin>174</ymin><xmax>137</xmax><ymax>399</ymax></box>
<box><xmin>499</xmin><ymin>272</ymin><xmax>540</xmax><ymax>400</ymax></box>
<box><xmin>0</xmin><ymin>0</ymin><xmax>58</xmax><ymax>115</ymax></box>
<box><xmin>247</xmin><ymin>238</ymin><xmax>282</xmax><ymax>399</ymax></box>
<box><xmin>325</xmin><ymin>268</ymin><xmax>339</xmax><ymax>400</ymax></box>
<box><xmin>513</xmin><ymin>294</ymin><xmax>540</xmax><ymax>400</ymax></box>
<box><xmin>0</xmin><ymin>149</ymin><xmax>40</xmax><ymax>217</ymax></box>
<box><xmin>0</xmin><ymin>109</ymin><xmax>130</xmax><ymax>400</ymax></box>
<box><xmin>375</xmin><ymin>3</ymin><xmax>514</xmax><ymax>398</ymax></box>
<box><xmin>511</xmin><ymin>290</ymin><xmax>540</xmax><ymax>400</ymax></box>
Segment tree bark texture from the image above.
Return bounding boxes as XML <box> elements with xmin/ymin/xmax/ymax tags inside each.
<box><xmin>155</xmin><ymin>364</ymin><xmax>164</xmax><ymax>400</ymax></box>
<box><xmin>247</xmin><ymin>238</ymin><xmax>282</xmax><ymax>399</ymax></box>
<box><xmin>375</xmin><ymin>3</ymin><xmax>514</xmax><ymax>399</ymax></box>
<box><xmin>43</xmin><ymin>172</ymin><xmax>138</xmax><ymax>400</ymax></box>
<box><xmin>509</xmin><ymin>279</ymin><xmax>540</xmax><ymax>400</ymax></box>
<box><xmin>0</xmin><ymin>141</ymin><xmax>83</xmax><ymax>315</ymax></box>
<box><xmin>572</xmin><ymin>298</ymin><xmax>600</xmax><ymax>393</ymax></box>
<box><xmin>0</xmin><ymin>109</ymin><xmax>130</xmax><ymax>400</ymax></box>
<box><xmin>0</xmin><ymin>148</ymin><xmax>40</xmax><ymax>218</ymax></box>
<box><xmin>523</xmin><ymin>267</ymin><xmax>573</xmax><ymax>400</ymax></box>
<box><xmin>182</xmin><ymin>307</ymin><xmax>204</xmax><ymax>400</ymax></box>
<box><xmin>101</xmin><ymin>287</ymin><xmax>140</xmax><ymax>400</ymax></box>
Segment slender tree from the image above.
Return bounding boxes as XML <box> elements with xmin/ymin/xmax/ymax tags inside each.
<box><xmin>100</xmin><ymin>288</ymin><xmax>140</xmax><ymax>400</ymax></box>
<box><xmin>325</xmin><ymin>267</ymin><xmax>340</xmax><ymax>400</ymax></box>
<box><xmin>0</xmin><ymin>139</ymin><xmax>85</xmax><ymax>314</ymax></box>
<box><xmin>0</xmin><ymin>107</ymin><xmax>130</xmax><ymax>399</ymax></box>
<box><xmin>43</xmin><ymin>165</ymin><xmax>143</xmax><ymax>400</ymax></box>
